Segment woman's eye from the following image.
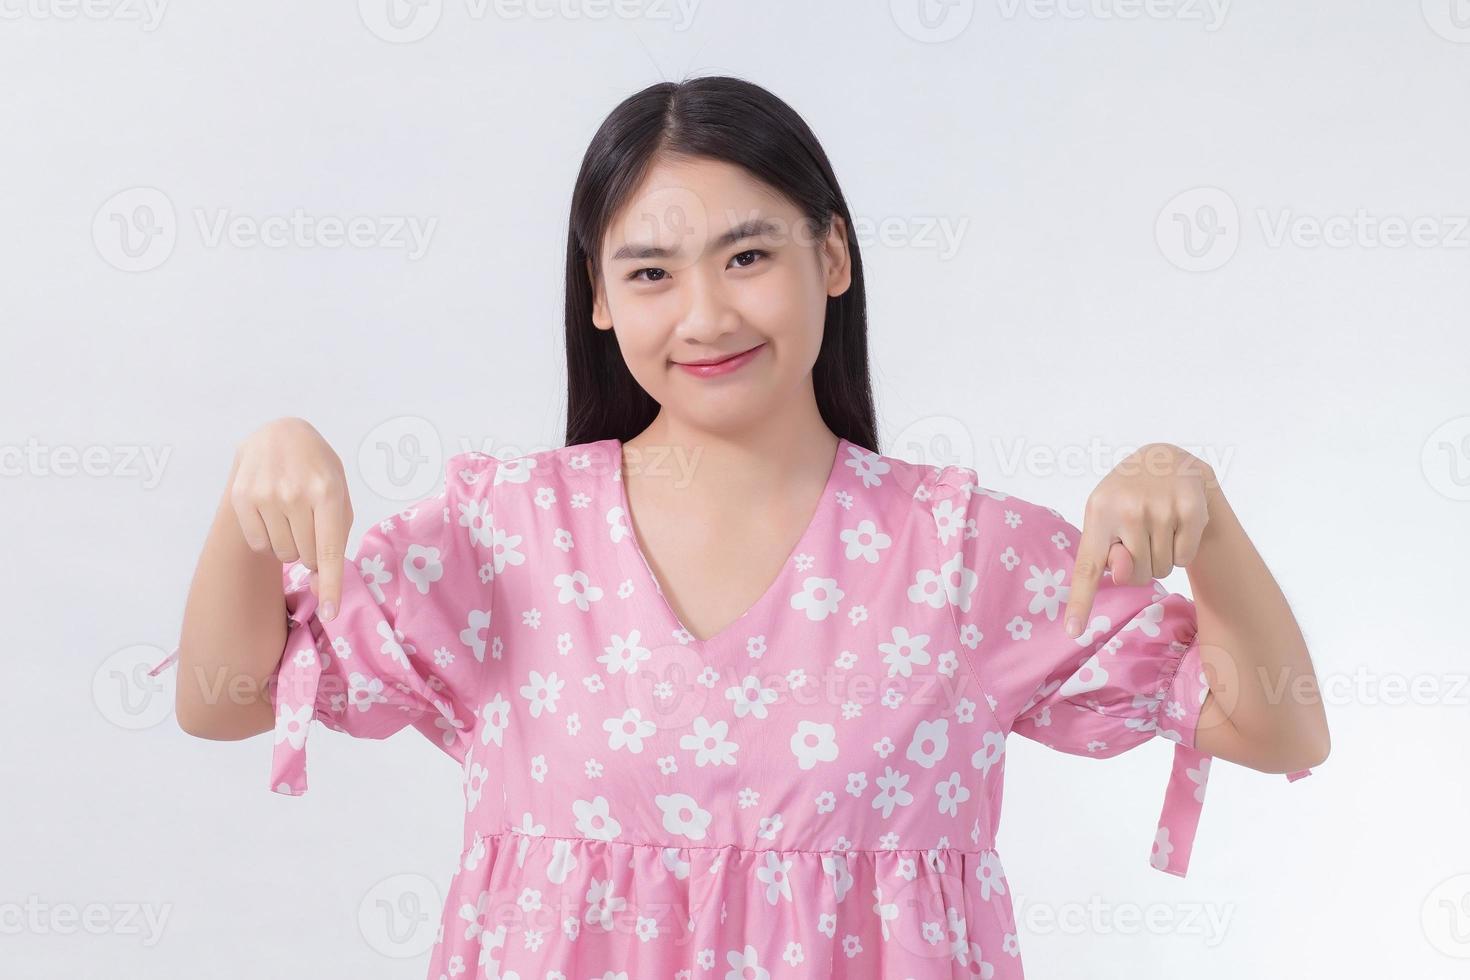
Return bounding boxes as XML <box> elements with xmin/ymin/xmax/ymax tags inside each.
<box><xmin>731</xmin><ymin>249</ymin><xmax>767</xmax><ymax>268</ymax></box>
<box><xmin>626</xmin><ymin>250</ymin><xmax>766</xmax><ymax>283</ymax></box>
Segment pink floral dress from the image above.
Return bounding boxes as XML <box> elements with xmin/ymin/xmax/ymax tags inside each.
<box><xmin>150</xmin><ymin>436</ymin><xmax>1310</xmax><ymax>978</ymax></box>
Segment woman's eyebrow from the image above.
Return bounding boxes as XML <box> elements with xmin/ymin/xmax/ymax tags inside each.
<box><xmin>610</xmin><ymin>217</ymin><xmax>782</xmax><ymax>261</ymax></box>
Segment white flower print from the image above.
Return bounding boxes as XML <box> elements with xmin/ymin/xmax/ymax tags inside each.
<box><xmin>839</xmin><ymin>519</ymin><xmax>892</xmax><ymax>563</ymax></box>
<box><xmin>583</xmin><ymin>876</ymin><xmax>626</xmax><ymax>930</ymax></box>
<box><xmin>821</xmin><ymin>856</ymin><xmax>854</xmax><ymax>908</ymax></box>
<box><xmin>878</xmin><ymin>625</ymin><xmax>933</xmax><ymax>679</ymax></box>
<box><xmin>603</xmin><ymin>707</ymin><xmax>656</xmax><ymax>753</ymax></box>
<box><xmin>724</xmin><ymin>944</ymin><xmax>771</xmax><ymax>979</ymax></box>
<box><xmin>754</xmin><ymin>852</ymin><xmax>793</xmax><ymax>906</ymax></box>
<box><xmin>660</xmin><ymin>847</ymin><xmax>691</xmax><ymax>880</ymax></box>
<box><xmin>345</xmin><ymin>672</ymin><xmax>389</xmax><ymax>713</ymax></box>
<box><xmin>937</xmin><ymin>648</ymin><xmax>958</xmax><ymax>678</ymax></box>
<box><xmin>401</xmin><ymin>543</ymin><xmax>444</xmax><ymax>596</ymax></box>
<box><xmin>872</xmin><ymin>766</ymin><xmax>914</xmax><ymax>818</ymax></box>
<box><xmin>490</xmin><ymin>524</ymin><xmax>524</xmax><ymax>575</ymax></box>
<box><xmin>655</xmin><ymin>792</ymin><xmax>712</xmax><ymax>841</ymax></box>
<box><xmin>791</xmin><ymin>720</ymin><xmax>838</xmax><ymax>770</ymax></box>
<box><xmin>789</xmin><ymin>576</ymin><xmax>844</xmax><ymax>622</ymax></box>
<box><xmin>546</xmin><ymin>839</ymin><xmax>579</xmax><ymax>884</ymax></box>
<box><xmin>843</xmin><ymin>445</ymin><xmax>890</xmax><ymax>487</ymax></box>
<box><xmin>519</xmin><ymin>670</ymin><xmax>565</xmax><ymax>717</ymax></box>
<box><xmin>974</xmin><ymin>850</ymin><xmax>1007</xmax><ymax>902</ymax></box>
<box><xmin>374</xmin><ymin>619</ymin><xmax>413</xmax><ymax>670</ymax></box>
<box><xmin>757</xmin><ymin>814</ymin><xmax>783</xmax><ymax>840</ymax></box>
<box><xmin>935</xmin><ymin>771</ymin><xmax>971</xmax><ymax>817</ymax></box>
<box><xmin>971</xmin><ymin>730</ymin><xmax>1006</xmax><ymax>778</ymax></box>
<box><xmin>458</xmin><ymin>889</ymin><xmax>488</xmax><ymax>942</ymax></box>
<box><xmin>725</xmin><ymin>675</ymin><xmax>779</xmax><ymax>719</ymax></box>
<box><xmin>872</xmin><ymin>883</ymin><xmax>899</xmax><ymax>940</ymax></box>
<box><xmin>605</xmin><ymin>505</ymin><xmax>631</xmax><ymax>544</ymax></box>
<box><xmin>930</xmin><ymin>497</ymin><xmax>967</xmax><ymax>546</ymax></box>
<box><xmin>1151</xmin><ymin>826</ymin><xmax>1177</xmax><ymax>871</ymax></box>
<box><xmin>459</xmin><ymin>608</ymin><xmax>492</xmax><ymax>663</ymax></box>
<box><xmin>1005</xmin><ymin>616</ymin><xmax>1033</xmax><ymax>640</ymax></box>
<box><xmin>274</xmin><ymin>702</ymin><xmax>311</xmax><ymax>750</ymax></box>
<box><xmin>598</xmin><ymin>630</ymin><xmax>652</xmax><ymax>675</ymax></box>
<box><xmin>680</xmin><ymin>716</ymin><xmax>739</xmax><ymax>767</ymax></box>
<box><xmin>464</xmin><ymin>764</ymin><xmax>488</xmax><ymax>811</ymax></box>
<box><xmin>905</xmin><ymin>717</ymin><xmax>949</xmax><ymax>769</ymax></box>
<box><xmin>1058</xmin><ymin>653</ymin><xmax>1109</xmax><ymax>698</ymax></box>
<box><xmin>554</xmin><ymin>569</ymin><xmax>605</xmax><ymax>612</ymax></box>
<box><xmin>479</xmin><ymin>693</ymin><xmax>509</xmax><ymax>746</ymax></box>
<box><xmin>1023</xmin><ymin>563</ymin><xmax>1069</xmax><ymax>620</ymax></box>
<box><xmin>571</xmin><ymin>796</ymin><xmax>622</xmax><ymax>840</ymax></box>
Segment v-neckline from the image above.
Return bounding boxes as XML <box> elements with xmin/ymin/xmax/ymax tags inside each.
<box><xmin>610</xmin><ymin>435</ymin><xmax>849</xmax><ymax>647</ymax></box>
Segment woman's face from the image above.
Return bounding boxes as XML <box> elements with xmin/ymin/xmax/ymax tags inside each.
<box><xmin>589</xmin><ymin>155</ymin><xmax>851</xmax><ymax>436</ymax></box>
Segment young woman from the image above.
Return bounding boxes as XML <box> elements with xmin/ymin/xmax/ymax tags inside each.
<box><xmin>155</xmin><ymin>75</ymin><xmax>1328</xmax><ymax>978</ymax></box>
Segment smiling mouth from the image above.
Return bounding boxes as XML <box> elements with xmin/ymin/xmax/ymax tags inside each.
<box><xmin>673</xmin><ymin>344</ymin><xmax>764</xmax><ymax>366</ymax></box>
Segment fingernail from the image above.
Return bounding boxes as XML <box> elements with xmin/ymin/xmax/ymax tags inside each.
<box><xmin>321</xmin><ymin>600</ymin><xmax>337</xmax><ymax>622</ymax></box>
<box><xmin>1065</xmin><ymin>616</ymin><xmax>1081</xmax><ymax>637</ymax></box>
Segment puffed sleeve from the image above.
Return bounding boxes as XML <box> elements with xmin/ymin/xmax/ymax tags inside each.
<box><xmin>929</xmin><ymin>463</ymin><xmax>1311</xmax><ymax>877</ymax></box>
<box><xmin>149</xmin><ymin>450</ymin><xmax>500</xmax><ymax>795</ymax></box>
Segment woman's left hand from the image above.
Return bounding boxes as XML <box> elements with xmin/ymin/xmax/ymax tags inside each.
<box><xmin>1062</xmin><ymin>442</ymin><xmax>1218</xmax><ymax>638</ymax></box>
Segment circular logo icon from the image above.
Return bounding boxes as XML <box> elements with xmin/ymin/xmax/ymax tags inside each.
<box><xmin>1155</xmin><ymin>186</ymin><xmax>1240</xmax><ymax>272</ymax></box>
<box><xmin>621</xmin><ymin>641</ymin><xmax>712</xmax><ymax>733</ymax></box>
<box><xmin>1422</xmin><ymin>0</ymin><xmax>1470</xmax><ymax>43</ymax></box>
<box><xmin>889</xmin><ymin>0</ymin><xmax>976</xmax><ymax>43</ymax></box>
<box><xmin>358</xmin><ymin>872</ymin><xmax>443</xmax><ymax>957</ymax></box>
<box><xmin>93</xmin><ymin>186</ymin><xmax>176</xmax><ymax>273</ymax></box>
<box><xmin>1422</xmin><ymin>873</ymin><xmax>1470</xmax><ymax>957</ymax></box>
<box><xmin>93</xmin><ymin>644</ymin><xmax>177</xmax><ymax>730</ymax></box>
<box><xmin>358</xmin><ymin>0</ymin><xmax>443</xmax><ymax>43</ymax></box>
<box><xmin>888</xmin><ymin>414</ymin><xmax>975</xmax><ymax>496</ymax></box>
<box><xmin>359</xmin><ymin>415</ymin><xmax>444</xmax><ymax>502</ymax></box>
<box><xmin>1422</xmin><ymin>415</ymin><xmax>1470</xmax><ymax>502</ymax></box>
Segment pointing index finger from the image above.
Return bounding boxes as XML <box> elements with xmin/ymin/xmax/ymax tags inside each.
<box><xmin>313</xmin><ymin>494</ymin><xmax>351</xmax><ymax>623</ymax></box>
<box><xmin>1063</xmin><ymin>514</ymin><xmax>1112</xmax><ymax>638</ymax></box>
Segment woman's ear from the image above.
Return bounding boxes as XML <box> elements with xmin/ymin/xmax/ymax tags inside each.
<box><xmin>587</xmin><ymin>257</ymin><xmax>612</xmax><ymax>330</ymax></box>
<box><xmin>822</xmin><ymin>214</ymin><xmax>853</xmax><ymax>298</ymax></box>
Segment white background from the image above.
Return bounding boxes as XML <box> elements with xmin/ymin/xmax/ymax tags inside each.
<box><xmin>5</xmin><ymin>1</ymin><xmax>1468</xmax><ymax>977</ymax></box>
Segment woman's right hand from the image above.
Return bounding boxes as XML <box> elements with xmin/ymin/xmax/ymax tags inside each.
<box><xmin>229</xmin><ymin>417</ymin><xmax>354</xmax><ymax>622</ymax></box>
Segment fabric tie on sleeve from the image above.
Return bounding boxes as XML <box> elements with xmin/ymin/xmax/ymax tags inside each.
<box><xmin>1153</xmin><ymin>743</ymin><xmax>1315</xmax><ymax>877</ymax></box>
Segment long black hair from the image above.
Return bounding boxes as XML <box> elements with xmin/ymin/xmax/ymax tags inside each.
<box><xmin>562</xmin><ymin>74</ymin><xmax>878</xmax><ymax>453</ymax></box>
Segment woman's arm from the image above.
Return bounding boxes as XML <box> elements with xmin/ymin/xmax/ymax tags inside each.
<box><xmin>1186</xmin><ymin>476</ymin><xmax>1329</xmax><ymax>773</ymax></box>
<box><xmin>1060</xmin><ymin>444</ymin><xmax>1329</xmax><ymax>774</ymax></box>
<box><xmin>172</xmin><ymin>461</ymin><xmax>286</xmax><ymax>740</ymax></box>
<box><xmin>172</xmin><ymin>418</ymin><xmax>355</xmax><ymax>741</ymax></box>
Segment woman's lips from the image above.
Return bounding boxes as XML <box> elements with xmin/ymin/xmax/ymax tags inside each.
<box><xmin>673</xmin><ymin>342</ymin><xmax>766</xmax><ymax>378</ymax></box>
